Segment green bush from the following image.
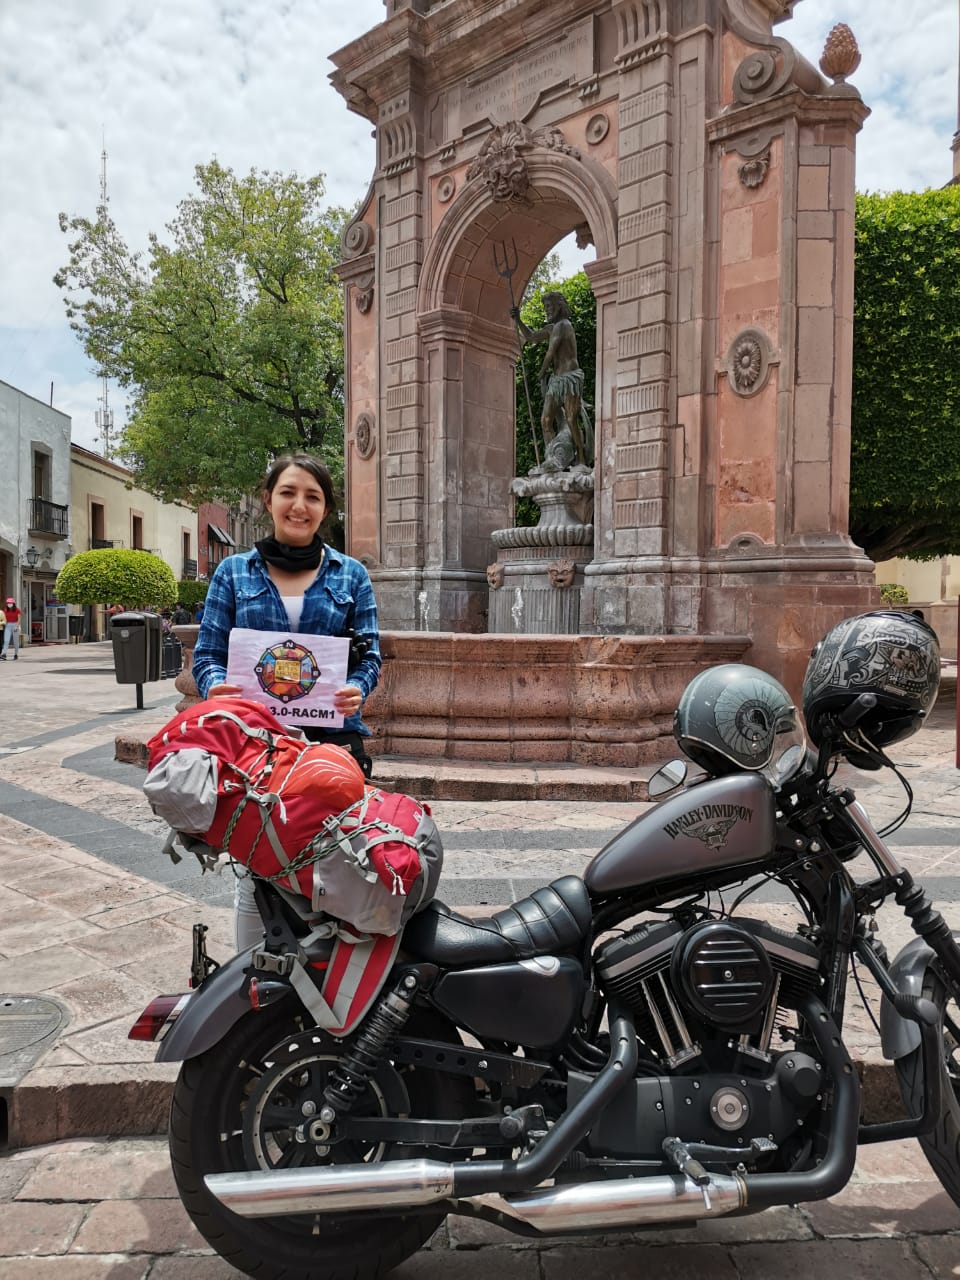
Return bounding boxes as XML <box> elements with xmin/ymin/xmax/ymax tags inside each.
<box><xmin>878</xmin><ymin>582</ymin><xmax>910</xmax><ymax>605</ymax></box>
<box><xmin>176</xmin><ymin>580</ymin><xmax>209</xmax><ymax>611</ymax></box>
<box><xmin>56</xmin><ymin>549</ymin><xmax>177</xmax><ymax>608</ymax></box>
<box><xmin>852</xmin><ymin>187</ymin><xmax>960</xmax><ymax>560</ymax></box>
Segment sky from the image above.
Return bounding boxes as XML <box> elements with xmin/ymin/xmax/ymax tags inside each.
<box><xmin>0</xmin><ymin>0</ymin><xmax>956</xmax><ymax>455</ymax></box>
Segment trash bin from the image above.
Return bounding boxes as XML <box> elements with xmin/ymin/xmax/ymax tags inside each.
<box><xmin>161</xmin><ymin>634</ymin><xmax>183</xmax><ymax>679</ymax></box>
<box><xmin>110</xmin><ymin>613</ymin><xmax>150</xmax><ymax>684</ymax></box>
<box><xmin>68</xmin><ymin>615</ymin><xmax>85</xmax><ymax>643</ymax></box>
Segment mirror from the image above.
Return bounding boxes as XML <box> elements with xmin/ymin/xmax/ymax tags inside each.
<box><xmin>648</xmin><ymin>758</ymin><xmax>688</xmax><ymax>799</ymax></box>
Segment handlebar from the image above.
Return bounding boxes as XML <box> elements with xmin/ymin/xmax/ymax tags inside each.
<box><xmin>838</xmin><ymin>692</ymin><xmax>877</xmax><ymax>729</ymax></box>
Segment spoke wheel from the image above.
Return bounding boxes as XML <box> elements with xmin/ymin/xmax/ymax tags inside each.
<box><xmin>169</xmin><ymin>1002</ymin><xmax>471</xmax><ymax>1280</ymax></box>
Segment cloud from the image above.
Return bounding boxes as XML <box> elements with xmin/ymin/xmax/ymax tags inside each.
<box><xmin>0</xmin><ymin>0</ymin><xmax>955</xmax><ymax>440</ymax></box>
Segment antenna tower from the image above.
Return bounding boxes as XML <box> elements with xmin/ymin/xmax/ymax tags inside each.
<box><xmin>94</xmin><ymin>142</ymin><xmax>114</xmax><ymax>457</ymax></box>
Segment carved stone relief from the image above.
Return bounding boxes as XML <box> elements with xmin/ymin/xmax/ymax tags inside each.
<box><xmin>466</xmin><ymin>122</ymin><xmax>580</xmax><ymax>204</ymax></box>
<box><xmin>437</xmin><ymin>174</ymin><xmax>456</xmax><ymax>203</ymax></box>
<box><xmin>725</xmin><ymin>328</ymin><xmax>774</xmax><ymax>398</ymax></box>
<box><xmin>354</xmin><ymin>411</ymin><xmax>376</xmax><ymax>459</ymax></box>
<box><xmin>548</xmin><ymin>558</ymin><xmax>576</xmax><ymax>588</ymax></box>
<box><xmin>486</xmin><ymin>563</ymin><xmax>504</xmax><ymax>589</ymax></box>
<box><xmin>342</xmin><ymin>220</ymin><xmax>373</xmax><ymax>258</ymax></box>
<box><xmin>738</xmin><ymin>149</ymin><xmax>770</xmax><ymax>188</ymax></box>
<box><xmin>585</xmin><ymin>112</ymin><xmax>609</xmax><ymax>144</ymax></box>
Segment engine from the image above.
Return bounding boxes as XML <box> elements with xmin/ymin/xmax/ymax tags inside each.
<box><xmin>596</xmin><ymin>916</ymin><xmax>821</xmax><ymax>1067</ymax></box>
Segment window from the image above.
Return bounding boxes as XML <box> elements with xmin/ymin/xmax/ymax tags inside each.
<box><xmin>33</xmin><ymin>450</ymin><xmax>50</xmax><ymax>501</ymax></box>
<box><xmin>91</xmin><ymin>502</ymin><xmax>106</xmax><ymax>545</ymax></box>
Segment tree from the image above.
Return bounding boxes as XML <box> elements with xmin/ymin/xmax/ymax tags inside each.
<box><xmin>176</xmin><ymin>580</ymin><xmax>209</xmax><ymax>612</ymax></box>
<box><xmin>56</xmin><ymin>162</ymin><xmax>349</xmax><ymax>506</ymax></box>
<box><xmin>514</xmin><ymin>271</ymin><xmax>596</xmax><ymax>524</ymax></box>
<box><xmin>850</xmin><ymin>187</ymin><xmax>960</xmax><ymax>560</ymax></box>
<box><xmin>56</xmin><ymin>549</ymin><xmax>177</xmax><ymax>609</ymax></box>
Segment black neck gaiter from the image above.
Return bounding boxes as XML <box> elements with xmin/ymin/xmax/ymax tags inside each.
<box><xmin>255</xmin><ymin>534</ymin><xmax>325</xmax><ymax>573</ymax></box>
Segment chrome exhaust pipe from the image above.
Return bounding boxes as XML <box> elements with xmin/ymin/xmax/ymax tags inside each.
<box><xmin>207</xmin><ymin>1159</ymin><xmax>456</xmax><ymax>1219</ymax></box>
<box><xmin>206</xmin><ymin>1159</ymin><xmax>746</xmax><ymax>1230</ymax></box>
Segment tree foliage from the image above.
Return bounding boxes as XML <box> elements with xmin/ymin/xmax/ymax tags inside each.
<box><xmin>851</xmin><ymin>187</ymin><xmax>960</xmax><ymax>560</ymax></box>
<box><xmin>56</xmin><ymin>550</ymin><xmax>177</xmax><ymax>608</ymax></box>
<box><xmin>56</xmin><ymin>162</ymin><xmax>349</xmax><ymax>507</ymax></box>
<box><xmin>514</xmin><ymin>270</ymin><xmax>596</xmax><ymax>524</ymax></box>
<box><xmin>176</xmin><ymin>580</ymin><xmax>209</xmax><ymax>611</ymax></box>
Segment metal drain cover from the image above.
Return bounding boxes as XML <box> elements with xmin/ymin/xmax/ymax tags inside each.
<box><xmin>0</xmin><ymin>995</ymin><xmax>68</xmax><ymax>1089</ymax></box>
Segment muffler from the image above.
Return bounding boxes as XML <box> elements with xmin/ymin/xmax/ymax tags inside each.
<box><xmin>206</xmin><ymin>1159</ymin><xmax>746</xmax><ymax>1230</ymax></box>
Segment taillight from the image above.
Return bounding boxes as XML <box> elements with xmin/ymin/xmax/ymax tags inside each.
<box><xmin>128</xmin><ymin>994</ymin><xmax>189</xmax><ymax>1042</ymax></box>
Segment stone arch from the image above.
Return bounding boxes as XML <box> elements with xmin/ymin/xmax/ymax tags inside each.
<box><xmin>418</xmin><ymin>153</ymin><xmax>618</xmax><ymax>321</ymax></box>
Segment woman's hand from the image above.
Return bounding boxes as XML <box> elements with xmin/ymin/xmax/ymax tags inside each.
<box><xmin>334</xmin><ymin>684</ymin><xmax>363</xmax><ymax>717</ymax></box>
<box><xmin>207</xmin><ymin>682</ymin><xmax>244</xmax><ymax>699</ymax></box>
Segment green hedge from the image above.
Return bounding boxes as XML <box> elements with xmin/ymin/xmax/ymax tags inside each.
<box><xmin>56</xmin><ymin>549</ymin><xmax>177</xmax><ymax>608</ymax></box>
<box><xmin>851</xmin><ymin>187</ymin><xmax>960</xmax><ymax>560</ymax></box>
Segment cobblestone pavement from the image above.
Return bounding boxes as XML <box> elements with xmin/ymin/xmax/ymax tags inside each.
<box><xmin>1</xmin><ymin>642</ymin><xmax>960</xmax><ymax>1271</ymax></box>
<box><xmin>0</xmin><ymin>1132</ymin><xmax>958</xmax><ymax>1277</ymax></box>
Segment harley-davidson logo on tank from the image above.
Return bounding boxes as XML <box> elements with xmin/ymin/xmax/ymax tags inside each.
<box><xmin>663</xmin><ymin>804</ymin><xmax>753</xmax><ymax>849</ymax></box>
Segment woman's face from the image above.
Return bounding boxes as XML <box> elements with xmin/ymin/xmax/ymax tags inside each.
<box><xmin>264</xmin><ymin>465</ymin><xmax>327</xmax><ymax>546</ymax></box>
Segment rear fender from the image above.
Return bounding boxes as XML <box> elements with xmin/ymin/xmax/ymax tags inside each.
<box><xmin>156</xmin><ymin>947</ymin><xmax>286</xmax><ymax>1063</ymax></box>
<box><xmin>879</xmin><ymin>936</ymin><xmax>935</xmax><ymax>1060</ymax></box>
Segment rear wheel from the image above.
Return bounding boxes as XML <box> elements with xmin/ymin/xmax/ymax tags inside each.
<box><xmin>894</xmin><ymin>967</ymin><xmax>960</xmax><ymax>1207</ymax></box>
<box><xmin>169</xmin><ymin>1001</ymin><xmax>471</xmax><ymax>1280</ymax></box>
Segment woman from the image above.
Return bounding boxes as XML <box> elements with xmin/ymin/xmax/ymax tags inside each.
<box><xmin>191</xmin><ymin>453</ymin><xmax>381</xmax><ymax>949</ymax></box>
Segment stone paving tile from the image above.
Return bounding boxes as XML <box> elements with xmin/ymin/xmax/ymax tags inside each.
<box><xmin>539</xmin><ymin>1243</ymin><xmax>739</xmax><ymax>1279</ymax></box>
<box><xmin>16</xmin><ymin>1138</ymin><xmax>177</xmax><ymax>1202</ymax></box>
<box><xmin>2</xmin><ymin>1202</ymin><xmax>85</xmax><ymax>1255</ymax></box>
<box><xmin>0</xmin><ymin>1259</ymin><xmax>150</xmax><ymax>1279</ymax></box>
<box><xmin>802</xmin><ymin>1181</ymin><xmax>959</xmax><ymax>1237</ymax></box>
<box><xmin>914</xmin><ymin>1235</ymin><xmax>960</xmax><ymax>1278</ymax></box>
<box><xmin>69</xmin><ymin>1198</ymin><xmax>206</xmax><ymax>1254</ymax></box>
<box><xmin>730</xmin><ymin>1237</ymin><xmax>934</xmax><ymax>1278</ymax></box>
<box><xmin>146</xmin><ymin>1259</ymin><xmax>242</xmax><ymax>1278</ymax></box>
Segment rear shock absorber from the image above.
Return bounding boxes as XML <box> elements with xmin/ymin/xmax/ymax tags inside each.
<box><xmin>320</xmin><ymin>972</ymin><xmax>419</xmax><ymax>1121</ymax></box>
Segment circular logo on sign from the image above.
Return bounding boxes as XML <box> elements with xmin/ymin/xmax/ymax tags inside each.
<box><xmin>254</xmin><ymin>639</ymin><xmax>321</xmax><ymax>703</ymax></box>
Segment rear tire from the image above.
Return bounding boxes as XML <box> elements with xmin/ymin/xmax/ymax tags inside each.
<box><xmin>893</xmin><ymin>967</ymin><xmax>960</xmax><ymax>1208</ymax></box>
<box><xmin>169</xmin><ymin>1001</ymin><xmax>471</xmax><ymax>1280</ymax></box>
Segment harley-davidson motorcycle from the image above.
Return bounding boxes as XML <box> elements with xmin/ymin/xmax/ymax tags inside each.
<box><xmin>130</xmin><ymin>610</ymin><xmax>960</xmax><ymax>1279</ymax></box>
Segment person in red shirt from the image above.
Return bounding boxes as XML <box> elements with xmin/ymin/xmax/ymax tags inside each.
<box><xmin>2</xmin><ymin>597</ymin><xmax>21</xmax><ymax>660</ymax></box>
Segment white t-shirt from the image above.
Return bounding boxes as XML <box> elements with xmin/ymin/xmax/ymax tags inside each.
<box><xmin>281</xmin><ymin>595</ymin><xmax>304</xmax><ymax>630</ymax></box>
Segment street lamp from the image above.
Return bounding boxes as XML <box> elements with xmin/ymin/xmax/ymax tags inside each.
<box><xmin>24</xmin><ymin>546</ymin><xmax>40</xmax><ymax>568</ymax></box>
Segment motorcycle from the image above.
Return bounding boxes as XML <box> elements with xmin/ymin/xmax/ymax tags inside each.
<box><xmin>130</xmin><ymin>610</ymin><xmax>960</xmax><ymax>1280</ymax></box>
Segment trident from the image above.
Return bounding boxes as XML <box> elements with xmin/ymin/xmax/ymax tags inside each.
<box><xmin>493</xmin><ymin>238</ymin><xmax>540</xmax><ymax>467</ymax></box>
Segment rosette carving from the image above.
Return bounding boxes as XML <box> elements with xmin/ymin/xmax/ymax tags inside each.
<box><xmin>726</xmin><ymin>328</ymin><xmax>773</xmax><ymax>398</ymax></box>
<box><xmin>354</xmin><ymin>411</ymin><xmax>376</xmax><ymax>459</ymax></box>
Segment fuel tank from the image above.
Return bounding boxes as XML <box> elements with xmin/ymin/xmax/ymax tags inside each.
<box><xmin>584</xmin><ymin>773</ymin><xmax>776</xmax><ymax>897</ymax></box>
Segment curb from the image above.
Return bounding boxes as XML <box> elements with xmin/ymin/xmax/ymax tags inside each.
<box><xmin>7</xmin><ymin>1053</ymin><xmax>908</xmax><ymax>1150</ymax></box>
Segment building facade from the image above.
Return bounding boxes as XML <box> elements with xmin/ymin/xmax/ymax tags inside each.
<box><xmin>0</xmin><ymin>381</ymin><xmax>73</xmax><ymax>643</ymax></box>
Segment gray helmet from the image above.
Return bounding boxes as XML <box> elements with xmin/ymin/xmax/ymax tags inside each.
<box><xmin>802</xmin><ymin>610</ymin><xmax>940</xmax><ymax>764</ymax></box>
<box><xmin>674</xmin><ymin>664</ymin><xmax>800</xmax><ymax>775</ymax></box>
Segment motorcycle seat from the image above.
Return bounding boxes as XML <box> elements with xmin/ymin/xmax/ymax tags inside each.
<box><xmin>402</xmin><ymin>874</ymin><xmax>592</xmax><ymax>967</ymax></box>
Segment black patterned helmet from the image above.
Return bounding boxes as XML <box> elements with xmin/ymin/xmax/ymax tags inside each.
<box><xmin>674</xmin><ymin>664</ymin><xmax>802</xmax><ymax>775</ymax></box>
<box><xmin>802</xmin><ymin>610</ymin><xmax>940</xmax><ymax>763</ymax></box>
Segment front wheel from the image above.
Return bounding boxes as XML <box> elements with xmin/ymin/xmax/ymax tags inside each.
<box><xmin>894</xmin><ymin>967</ymin><xmax>960</xmax><ymax>1207</ymax></box>
<box><xmin>169</xmin><ymin>1000</ymin><xmax>472</xmax><ymax>1280</ymax></box>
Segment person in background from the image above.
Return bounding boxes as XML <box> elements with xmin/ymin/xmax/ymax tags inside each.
<box><xmin>191</xmin><ymin>453</ymin><xmax>381</xmax><ymax>950</ymax></box>
<box><xmin>1</xmin><ymin>597</ymin><xmax>21</xmax><ymax>660</ymax></box>
<box><xmin>194</xmin><ymin>600</ymin><xmax>205</xmax><ymax>624</ymax></box>
<box><xmin>172</xmin><ymin>602</ymin><xmax>191</xmax><ymax>626</ymax></box>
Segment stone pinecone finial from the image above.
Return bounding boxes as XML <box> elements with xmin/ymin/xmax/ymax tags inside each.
<box><xmin>819</xmin><ymin>23</ymin><xmax>861</xmax><ymax>83</ymax></box>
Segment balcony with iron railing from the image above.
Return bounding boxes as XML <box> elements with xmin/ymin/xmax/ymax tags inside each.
<box><xmin>182</xmin><ymin>559</ymin><xmax>198</xmax><ymax>579</ymax></box>
<box><xmin>28</xmin><ymin>498</ymin><xmax>69</xmax><ymax>539</ymax></box>
<box><xmin>90</xmin><ymin>538</ymin><xmax>123</xmax><ymax>550</ymax></box>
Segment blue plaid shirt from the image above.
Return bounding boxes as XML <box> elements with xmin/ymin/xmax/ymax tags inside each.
<box><xmin>192</xmin><ymin>546</ymin><xmax>381</xmax><ymax>735</ymax></box>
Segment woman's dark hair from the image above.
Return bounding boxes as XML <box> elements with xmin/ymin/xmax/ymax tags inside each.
<box><xmin>262</xmin><ymin>454</ymin><xmax>336</xmax><ymax>511</ymax></box>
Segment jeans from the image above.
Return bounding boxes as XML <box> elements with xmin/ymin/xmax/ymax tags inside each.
<box><xmin>1</xmin><ymin>623</ymin><xmax>18</xmax><ymax>657</ymax></box>
<box><xmin>234</xmin><ymin>874</ymin><xmax>264</xmax><ymax>951</ymax></box>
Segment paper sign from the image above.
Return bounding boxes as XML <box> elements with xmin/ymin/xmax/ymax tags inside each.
<box><xmin>226</xmin><ymin>628</ymin><xmax>349</xmax><ymax>728</ymax></box>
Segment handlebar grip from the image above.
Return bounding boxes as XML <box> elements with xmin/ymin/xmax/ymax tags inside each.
<box><xmin>838</xmin><ymin>692</ymin><xmax>877</xmax><ymax>729</ymax></box>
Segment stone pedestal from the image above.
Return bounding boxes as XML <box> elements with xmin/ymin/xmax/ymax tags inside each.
<box><xmin>488</xmin><ymin>469</ymin><xmax>594</xmax><ymax>634</ymax></box>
